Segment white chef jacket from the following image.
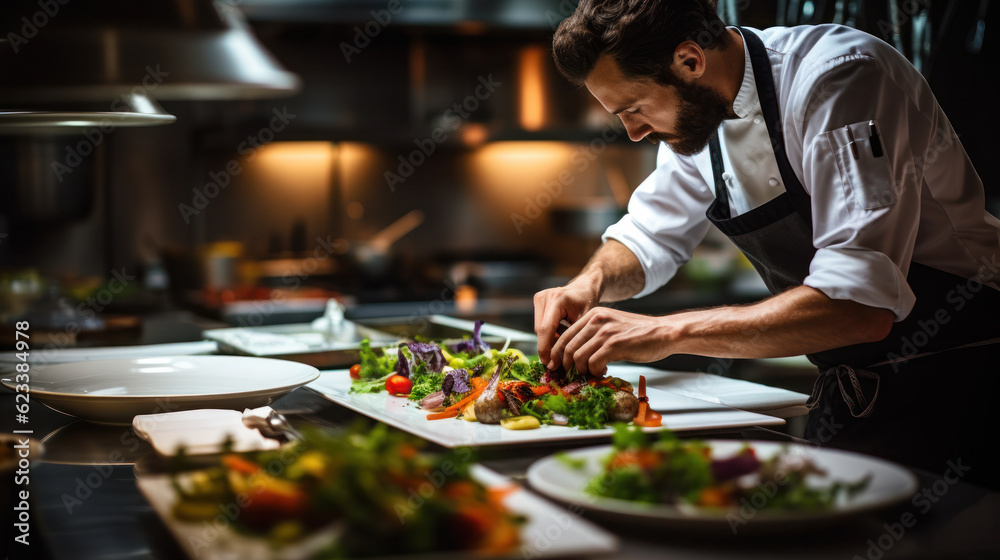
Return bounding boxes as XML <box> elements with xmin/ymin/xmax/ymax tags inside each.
<box><xmin>604</xmin><ymin>24</ymin><xmax>1000</xmax><ymax>321</ymax></box>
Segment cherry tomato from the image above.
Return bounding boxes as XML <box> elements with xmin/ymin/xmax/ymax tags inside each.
<box><xmin>386</xmin><ymin>374</ymin><xmax>412</xmax><ymax>396</ymax></box>
<box><xmin>349</xmin><ymin>364</ymin><xmax>362</xmax><ymax>380</ymax></box>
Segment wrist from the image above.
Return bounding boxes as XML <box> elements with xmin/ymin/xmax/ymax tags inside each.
<box><xmin>656</xmin><ymin>312</ymin><xmax>692</xmax><ymax>354</ymax></box>
<box><xmin>572</xmin><ymin>267</ymin><xmax>606</xmax><ymax>303</ymax></box>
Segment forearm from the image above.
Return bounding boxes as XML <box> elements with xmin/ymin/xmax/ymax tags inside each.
<box><xmin>573</xmin><ymin>240</ymin><xmax>646</xmax><ymax>303</ymax></box>
<box><xmin>665</xmin><ymin>286</ymin><xmax>895</xmax><ymax>359</ymax></box>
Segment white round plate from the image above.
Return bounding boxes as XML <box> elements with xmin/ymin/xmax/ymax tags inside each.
<box><xmin>3</xmin><ymin>356</ymin><xmax>319</xmax><ymax>425</ymax></box>
<box><xmin>526</xmin><ymin>440</ymin><xmax>918</xmax><ymax>534</ymax></box>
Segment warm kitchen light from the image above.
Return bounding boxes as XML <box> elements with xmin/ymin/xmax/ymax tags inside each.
<box><xmin>249</xmin><ymin>142</ymin><xmax>337</xmax><ymax>195</ymax></box>
<box><xmin>461</xmin><ymin>123</ymin><xmax>490</xmax><ymax>146</ymax></box>
<box><xmin>337</xmin><ymin>142</ymin><xmax>382</xmax><ymax>200</ymax></box>
<box><xmin>346</xmin><ymin>201</ymin><xmax>365</xmax><ymax>220</ymax></box>
<box><xmin>518</xmin><ymin>45</ymin><xmax>548</xmax><ymax>131</ymax></box>
<box><xmin>473</xmin><ymin>141</ymin><xmax>572</xmax><ymax>166</ymax></box>
<box><xmin>455</xmin><ymin>284</ymin><xmax>477</xmax><ymax>313</ymax></box>
<box><xmin>256</xmin><ymin>142</ymin><xmax>337</xmax><ymax>162</ymax></box>
<box><xmin>469</xmin><ymin>141</ymin><xmax>577</xmax><ymax>205</ymax></box>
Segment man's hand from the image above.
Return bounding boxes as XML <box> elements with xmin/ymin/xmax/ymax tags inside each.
<box><xmin>533</xmin><ymin>240</ymin><xmax>647</xmax><ymax>365</ymax></box>
<box><xmin>533</xmin><ymin>279</ymin><xmax>601</xmax><ymax>365</ymax></box>
<box><xmin>547</xmin><ymin>307</ymin><xmax>675</xmax><ymax>376</ymax></box>
<box><xmin>544</xmin><ymin>285</ymin><xmax>895</xmax><ymax>377</ymax></box>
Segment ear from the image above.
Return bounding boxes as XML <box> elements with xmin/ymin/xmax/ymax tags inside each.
<box><xmin>670</xmin><ymin>41</ymin><xmax>707</xmax><ymax>81</ymax></box>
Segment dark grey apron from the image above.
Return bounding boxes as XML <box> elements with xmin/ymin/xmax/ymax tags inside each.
<box><xmin>706</xmin><ymin>28</ymin><xmax>1000</xmax><ymax>487</ymax></box>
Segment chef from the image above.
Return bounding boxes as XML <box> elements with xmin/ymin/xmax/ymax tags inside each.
<box><xmin>535</xmin><ymin>0</ymin><xmax>1000</xmax><ymax>487</ymax></box>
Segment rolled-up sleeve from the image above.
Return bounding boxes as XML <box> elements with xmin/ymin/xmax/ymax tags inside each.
<box><xmin>795</xmin><ymin>55</ymin><xmax>928</xmax><ymax>320</ymax></box>
<box><xmin>603</xmin><ymin>144</ymin><xmax>715</xmax><ymax>298</ymax></box>
<box><xmin>805</xmin><ymin>247</ymin><xmax>914</xmax><ymax>318</ymax></box>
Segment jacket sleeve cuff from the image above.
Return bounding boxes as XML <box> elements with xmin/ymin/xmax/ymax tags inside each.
<box><xmin>803</xmin><ymin>247</ymin><xmax>916</xmax><ymax>321</ymax></box>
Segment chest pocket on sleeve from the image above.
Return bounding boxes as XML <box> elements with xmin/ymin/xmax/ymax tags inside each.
<box><xmin>823</xmin><ymin>120</ymin><xmax>897</xmax><ymax>211</ymax></box>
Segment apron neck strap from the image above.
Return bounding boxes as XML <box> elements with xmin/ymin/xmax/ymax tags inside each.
<box><xmin>708</xmin><ymin>133</ymin><xmax>731</xmax><ymax>218</ymax></box>
<box><xmin>736</xmin><ymin>27</ymin><xmax>813</xmax><ymax>228</ymax></box>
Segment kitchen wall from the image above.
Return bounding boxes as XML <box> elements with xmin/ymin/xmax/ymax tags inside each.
<box><xmin>3</xmin><ymin>0</ymin><xmax>996</xmax><ymax>306</ymax></box>
<box><xmin>58</xmin><ymin>17</ymin><xmax>656</xmax><ymax>299</ymax></box>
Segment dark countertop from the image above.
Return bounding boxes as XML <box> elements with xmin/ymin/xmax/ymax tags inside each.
<box><xmin>3</xmin><ymin>385</ymin><xmax>1000</xmax><ymax>560</ymax></box>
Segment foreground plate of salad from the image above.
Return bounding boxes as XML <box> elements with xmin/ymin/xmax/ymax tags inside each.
<box><xmin>136</xmin><ymin>424</ymin><xmax>618</xmax><ymax>559</ymax></box>
<box><xmin>526</xmin><ymin>426</ymin><xmax>919</xmax><ymax>535</ymax></box>
<box><xmin>307</xmin><ymin>322</ymin><xmax>784</xmax><ymax>447</ymax></box>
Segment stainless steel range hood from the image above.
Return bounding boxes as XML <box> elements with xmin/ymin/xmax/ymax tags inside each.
<box><xmin>234</xmin><ymin>0</ymin><xmax>572</xmax><ymax>28</ymax></box>
<box><xmin>0</xmin><ymin>0</ymin><xmax>300</xmax><ymax>129</ymax></box>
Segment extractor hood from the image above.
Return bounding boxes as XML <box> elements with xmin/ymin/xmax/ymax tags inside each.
<box><xmin>0</xmin><ymin>0</ymin><xmax>300</xmax><ymax>129</ymax></box>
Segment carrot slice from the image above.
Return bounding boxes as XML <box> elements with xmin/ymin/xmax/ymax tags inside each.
<box><xmin>531</xmin><ymin>385</ymin><xmax>555</xmax><ymax>397</ymax></box>
<box><xmin>449</xmin><ymin>384</ymin><xmax>487</xmax><ymax>411</ymax></box>
<box><xmin>487</xmin><ymin>485</ymin><xmax>519</xmax><ymax>503</ymax></box>
<box><xmin>640</xmin><ymin>409</ymin><xmax>664</xmax><ymax>427</ymax></box>
<box><xmin>222</xmin><ymin>454</ymin><xmax>261</xmax><ymax>475</ymax></box>
<box><xmin>634</xmin><ymin>375</ymin><xmax>663</xmax><ymax>427</ymax></box>
<box><xmin>426</xmin><ymin>381</ymin><xmax>489</xmax><ymax>421</ymax></box>
<box><xmin>697</xmin><ymin>486</ymin><xmax>733</xmax><ymax>508</ymax></box>
<box><xmin>398</xmin><ymin>443</ymin><xmax>418</xmax><ymax>459</ymax></box>
<box><xmin>426</xmin><ymin>409</ymin><xmax>460</xmax><ymax>421</ymax></box>
<box><xmin>608</xmin><ymin>449</ymin><xmax>661</xmax><ymax>470</ymax></box>
<box><xmin>588</xmin><ymin>377</ymin><xmax>616</xmax><ymax>389</ymax></box>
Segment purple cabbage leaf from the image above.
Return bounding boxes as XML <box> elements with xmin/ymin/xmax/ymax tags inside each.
<box><xmin>407</xmin><ymin>341</ymin><xmax>446</xmax><ymax>373</ymax></box>
<box><xmin>441</xmin><ymin>368</ymin><xmax>472</xmax><ymax>398</ymax></box>
<box><xmin>448</xmin><ymin>320</ymin><xmax>490</xmax><ymax>356</ymax></box>
<box><xmin>395</xmin><ymin>345</ymin><xmax>411</xmax><ymax>378</ymax></box>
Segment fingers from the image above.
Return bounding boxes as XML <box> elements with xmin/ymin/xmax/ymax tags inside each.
<box><xmin>534</xmin><ymin>290</ymin><xmax>564</xmax><ymax>364</ymax></box>
<box><xmin>565</xmin><ymin>332</ymin><xmax>608</xmax><ymax>377</ymax></box>
<box><xmin>550</xmin><ymin>309</ymin><xmax>667</xmax><ymax>377</ymax></box>
<box><xmin>535</xmin><ymin>283</ymin><xmax>602</xmax><ymax>366</ymax></box>
<box><xmin>548</xmin><ymin>314</ymin><xmax>585</xmax><ymax>372</ymax></box>
<box><xmin>551</xmin><ymin>310</ymin><xmax>611</xmax><ymax>375</ymax></box>
<box><xmin>586</xmin><ymin>344</ymin><xmax>614</xmax><ymax>377</ymax></box>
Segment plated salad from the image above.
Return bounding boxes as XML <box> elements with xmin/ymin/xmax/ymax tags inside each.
<box><xmin>168</xmin><ymin>424</ymin><xmax>524</xmax><ymax>558</ymax></box>
<box><xmin>584</xmin><ymin>425</ymin><xmax>871</xmax><ymax>510</ymax></box>
<box><xmin>348</xmin><ymin>321</ymin><xmax>662</xmax><ymax>430</ymax></box>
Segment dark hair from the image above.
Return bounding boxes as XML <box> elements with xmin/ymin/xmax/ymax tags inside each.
<box><xmin>552</xmin><ymin>0</ymin><xmax>732</xmax><ymax>86</ymax></box>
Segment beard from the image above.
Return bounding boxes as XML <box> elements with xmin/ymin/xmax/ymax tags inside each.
<box><xmin>647</xmin><ymin>81</ymin><xmax>734</xmax><ymax>157</ymax></box>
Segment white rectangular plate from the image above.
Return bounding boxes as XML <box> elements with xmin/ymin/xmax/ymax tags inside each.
<box><xmin>609</xmin><ymin>364</ymin><xmax>809</xmax><ymax>417</ymax></box>
<box><xmin>137</xmin><ymin>464</ymin><xmax>618</xmax><ymax>560</ymax></box>
<box><xmin>306</xmin><ymin>368</ymin><xmax>785</xmax><ymax>448</ymax></box>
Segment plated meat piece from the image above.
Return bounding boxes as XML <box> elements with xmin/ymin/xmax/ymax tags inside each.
<box><xmin>609</xmin><ymin>391</ymin><xmax>639</xmax><ymax>422</ymax></box>
<box><xmin>474</xmin><ymin>369</ymin><xmax>505</xmax><ymax>424</ymax></box>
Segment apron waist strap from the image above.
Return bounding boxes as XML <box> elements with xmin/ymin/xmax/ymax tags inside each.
<box><xmin>806</xmin><ymin>365</ymin><xmax>881</xmax><ymax>418</ymax></box>
<box><xmin>807</xmin><ymin>338</ymin><xmax>999</xmax><ymax>418</ymax></box>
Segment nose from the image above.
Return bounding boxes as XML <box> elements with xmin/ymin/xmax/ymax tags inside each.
<box><xmin>619</xmin><ymin>114</ymin><xmax>650</xmax><ymax>143</ymax></box>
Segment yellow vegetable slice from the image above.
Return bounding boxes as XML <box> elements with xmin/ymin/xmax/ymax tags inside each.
<box><xmin>506</xmin><ymin>349</ymin><xmax>529</xmax><ymax>363</ymax></box>
<box><xmin>500</xmin><ymin>416</ymin><xmax>541</xmax><ymax>431</ymax></box>
<box><xmin>173</xmin><ymin>500</ymin><xmax>224</xmax><ymax>521</ymax></box>
<box><xmin>461</xmin><ymin>400</ymin><xmax>478</xmax><ymax>422</ymax></box>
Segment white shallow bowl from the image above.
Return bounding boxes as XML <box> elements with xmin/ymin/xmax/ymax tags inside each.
<box><xmin>527</xmin><ymin>440</ymin><xmax>919</xmax><ymax>535</ymax></box>
<box><xmin>2</xmin><ymin>356</ymin><xmax>319</xmax><ymax>425</ymax></box>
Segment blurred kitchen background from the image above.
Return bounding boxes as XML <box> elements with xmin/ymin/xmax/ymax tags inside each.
<box><xmin>1</xmin><ymin>0</ymin><xmax>997</xmax><ymax>380</ymax></box>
